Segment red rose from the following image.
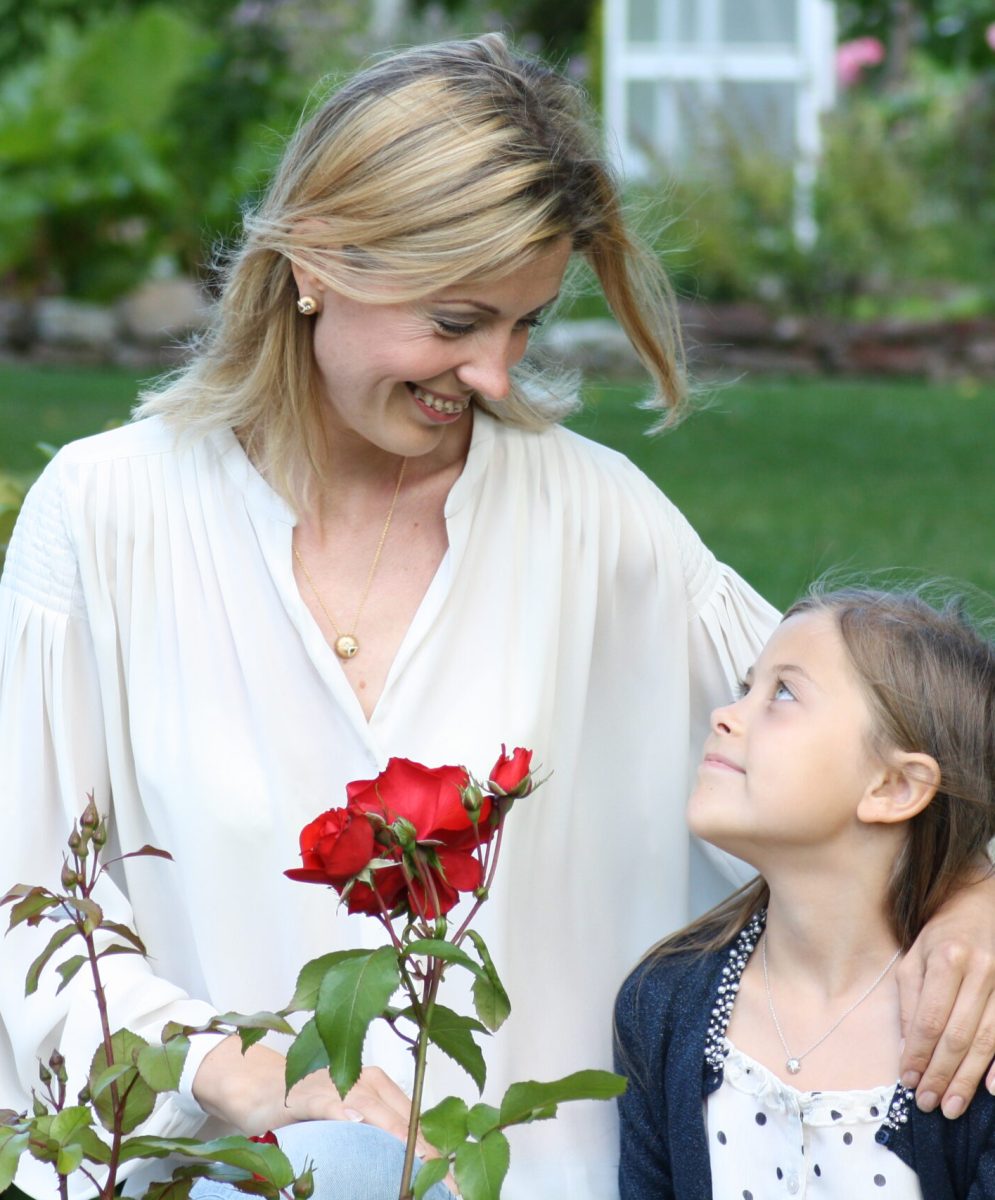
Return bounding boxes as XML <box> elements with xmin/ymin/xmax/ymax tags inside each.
<box><xmin>249</xmin><ymin>1131</ymin><xmax>279</xmax><ymax>1146</ymax></box>
<box><xmin>488</xmin><ymin>745</ymin><xmax>533</xmax><ymax>796</ymax></box>
<box><xmin>284</xmin><ymin>806</ymin><xmax>375</xmax><ymax>886</ymax></box>
<box><xmin>347</xmin><ymin>758</ymin><xmax>490</xmax><ymax>843</ymax></box>
<box><xmin>346</xmin><ymin>758</ymin><xmax>493</xmax><ymax>917</ymax></box>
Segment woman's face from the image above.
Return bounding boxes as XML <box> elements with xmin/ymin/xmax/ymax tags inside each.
<box><xmin>687</xmin><ymin>610</ymin><xmax>885</xmax><ymax>868</ymax></box>
<box><xmin>293</xmin><ymin>238</ymin><xmax>572</xmax><ymax>462</ymax></box>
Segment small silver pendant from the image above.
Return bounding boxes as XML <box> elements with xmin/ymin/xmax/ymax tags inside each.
<box><xmin>786</xmin><ymin>1058</ymin><xmax>801</xmax><ymax>1075</ymax></box>
<box><xmin>334</xmin><ymin>634</ymin><xmax>359</xmax><ymax>659</ymax></box>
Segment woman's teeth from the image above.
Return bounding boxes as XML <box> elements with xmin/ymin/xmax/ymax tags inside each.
<box><xmin>410</xmin><ymin>384</ymin><xmax>468</xmax><ymax>415</ymax></box>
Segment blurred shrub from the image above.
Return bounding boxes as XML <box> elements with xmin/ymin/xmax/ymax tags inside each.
<box><xmin>0</xmin><ymin>3</ymin><xmax>296</xmax><ymax>301</ymax></box>
<box><xmin>635</xmin><ymin>52</ymin><xmax>995</xmax><ymax>317</ymax></box>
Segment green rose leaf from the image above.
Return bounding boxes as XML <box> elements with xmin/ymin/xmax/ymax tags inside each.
<box><xmin>90</xmin><ymin>1030</ymin><xmax>156</xmax><ymax>1134</ymax></box>
<box><xmin>142</xmin><ymin>1177</ymin><xmax>195</xmax><ymax>1200</ymax></box>
<box><xmin>56</xmin><ymin>1143</ymin><xmax>84</xmax><ymax>1176</ymax></box>
<box><xmin>49</xmin><ymin>1105</ymin><xmax>92</xmax><ymax>1143</ymax></box>
<box><xmin>54</xmin><ymin>955</ymin><xmax>88</xmax><ymax>995</ymax></box>
<box><xmin>403</xmin><ymin>939</ymin><xmax>485</xmax><ymax>978</ymax></box>
<box><xmin>136</xmin><ymin>1038</ymin><xmax>188</xmax><ymax>1093</ymax></box>
<box><xmin>420</xmin><ymin>1095</ymin><xmax>469</xmax><ymax>1155</ymax></box>
<box><xmin>464</xmin><ymin>930</ymin><xmax>510</xmax><ymax>1032</ymax></box>
<box><xmin>118</xmin><ymin>1134</ymin><xmax>294</xmax><ymax>1186</ymax></box>
<box><xmin>285</xmin><ymin>950</ymin><xmax>373</xmax><ymax>1013</ymax></box>
<box><xmin>89</xmin><ymin>1061</ymin><xmax>136</xmax><ymax>1101</ymax></box>
<box><xmin>59</xmin><ymin>896</ymin><xmax>103</xmax><ymax>935</ymax></box>
<box><xmin>412</xmin><ymin>1156</ymin><xmax>451</xmax><ymax>1199</ymax></box>
<box><xmin>214</xmin><ymin>1010</ymin><xmax>296</xmax><ymax>1037</ymax></box>
<box><xmin>420</xmin><ymin>1005</ymin><xmax>487</xmax><ymax>1093</ymax></box>
<box><xmin>5</xmin><ymin>887</ymin><xmax>58</xmax><ymax>930</ymax></box>
<box><xmin>24</xmin><ymin>924</ymin><xmax>77</xmax><ymax>996</ymax></box>
<box><xmin>100</xmin><ymin>921</ymin><xmax>149</xmax><ymax>955</ymax></box>
<box><xmin>285</xmin><ymin>1017</ymin><xmax>330</xmax><ymax>1093</ymax></box>
<box><xmin>498</xmin><ymin>1069</ymin><xmax>627</xmax><ymax>1127</ymax></box>
<box><xmin>466</xmin><ymin>1103</ymin><xmax>500</xmax><ymax>1141</ymax></box>
<box><xmin>314</xmin><ymin>946</ymin><xmax>400</xmax><ymax>1097</ymax></box>
<box><xmin>0</xmin><ymin>1129</ymin><xmax>31</xmax><ymax>1191</ymax></box>
<box><xmin>453</xmin><ymin>1130</ymin><xmax>510</xmax><ymax>1200</ymax></box>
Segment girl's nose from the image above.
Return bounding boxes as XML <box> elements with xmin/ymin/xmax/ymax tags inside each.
<box><xmin>711</xmin><ymin>699</ymin><xmax>742</xmax><ymax>735</ymax></box>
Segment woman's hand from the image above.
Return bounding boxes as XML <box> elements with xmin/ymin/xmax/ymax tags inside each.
<box><xmin>898</xmin><ymin>871</ymin><xmax>995</xmax><ymax>1118</ymax></box>
<box><xmin>192</xmin><ymin>1036</ymin><xmax>424</xmax><ymax>1150</ymax></box>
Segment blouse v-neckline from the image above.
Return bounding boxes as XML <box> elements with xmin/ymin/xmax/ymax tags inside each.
<box><xmin>209</xmin><ymin>412</ymin><xmax>496</xmax><ymax>733</ymax></box>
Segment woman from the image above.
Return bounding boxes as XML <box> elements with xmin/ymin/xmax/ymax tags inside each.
<box><xmin>1</xmin><ymin>33</ymin><xmax>993</xmax><ymax>1200</ymax></box>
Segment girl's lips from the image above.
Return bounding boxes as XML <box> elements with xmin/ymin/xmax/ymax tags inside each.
<box><xmin>701</xmin><ymin>753</ymin><xmax>746</xmax><ymax>775</ymax></box>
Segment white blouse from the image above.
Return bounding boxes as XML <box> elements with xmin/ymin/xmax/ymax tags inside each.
<box><xmin>708</xmin><ymin>1044</ymin><xmax>923</xmax><ymax>1199</ymax></box>
<box><xmin>0</xmin><ymin>408</ymin><xmax>777</xmax><ymax>1199</ymax></box>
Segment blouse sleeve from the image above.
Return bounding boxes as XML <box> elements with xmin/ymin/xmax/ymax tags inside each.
<box><xmin>0</xmin><ymin>458</ymin><xmax>219</xmax><ymax>1191</ymax></box>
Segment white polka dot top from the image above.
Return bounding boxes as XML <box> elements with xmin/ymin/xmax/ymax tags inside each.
<box><xmin>706</xmin><ymin>1042</ymin><xmax>923</xmax><ymax>1198</ymax></box>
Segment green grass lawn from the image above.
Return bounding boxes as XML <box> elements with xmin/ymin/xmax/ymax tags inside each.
<box><xmin>2</xmin><ymin>363</ymin><xmax>993</xmax><ymax>610</ymax></box>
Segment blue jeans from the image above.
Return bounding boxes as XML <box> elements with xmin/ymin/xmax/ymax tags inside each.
<box><xmin>190</xmin><ymin>1120</ymin><xmax>455</xmax><ymax>1200</ymax></box>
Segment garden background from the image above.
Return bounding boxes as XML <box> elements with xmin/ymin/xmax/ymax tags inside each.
<box><xmin>0</xmin><ymin>1</ymin><xmax>993</xmax><ymax>1196</ymax></box>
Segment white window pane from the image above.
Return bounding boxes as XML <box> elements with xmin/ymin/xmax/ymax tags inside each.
<box><xmin>627</xmin><ymin>80</ymin><xmax>658</xmax><ymax>153</ymax></box>
<box><xmin>718</xmin><ymin>80</ymin><xmax>796</xmax><ymax>158</ymax></box>
<box><xmin>664</xmin><ymin>0</ymin><xmax>698</xmax><ymax>43</ymax></box>
<box><xmin>721</xmin><ymin>0</ymin><xmax>797</xmax><ymax>45</ymax></box>
<box><xmin>629</xmin><ymin>0</ymin><xmax>658</xmax><ymax>43</ymax></box>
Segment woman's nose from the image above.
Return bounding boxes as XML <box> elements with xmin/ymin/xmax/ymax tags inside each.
<box><xmin>455</xmin><ymin>330</ymin><xmax>523</xmax><ymax>402</ymax></box>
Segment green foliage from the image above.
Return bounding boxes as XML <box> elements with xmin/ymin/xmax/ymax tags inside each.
<box><xmin>0</xmin><ymin>4</ymin><xmax>294</xmax><ymax>301</ymax></box>
<box><xmin>643</xmin><ymin>51</ymin><xmax>995</xmax><ymax>317</ymax></box>
<box><xmin>836</xmin><ymin>1</ymin><xmax>995</xmax><ymax>71</ymax></box>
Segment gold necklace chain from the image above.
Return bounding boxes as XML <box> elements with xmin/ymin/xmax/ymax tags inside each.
<box><xmin>293</xmin><ymin>458</ymin><xmax>407</xmax><ymax>661</ymax></box>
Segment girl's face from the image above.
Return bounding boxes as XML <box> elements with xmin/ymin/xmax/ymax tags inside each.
<box><xmin>292</xmin><ymin>239</ymin><xmax>572</xmax><ymax>462</ymax></box>
<box><xmin>688</xmin><ymin>610</ymin><xmax>885</xmax><ymax>866</ymax></box>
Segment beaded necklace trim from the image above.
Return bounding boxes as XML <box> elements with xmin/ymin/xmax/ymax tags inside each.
<box><xmin>701</xmin><ymin>909</ymin><xmax>914</xmax><ymax>1135</ymax></box>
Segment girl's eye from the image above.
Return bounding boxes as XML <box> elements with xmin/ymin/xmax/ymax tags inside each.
<box><xmin>773</xmin><ymin>680</ymin><xmax>796</xmax><ymax>702</ymax></box>
<box><xmin>734</xmin><ymin>678</ymin><xmax>750</xmax><ymax>700</ymax></box>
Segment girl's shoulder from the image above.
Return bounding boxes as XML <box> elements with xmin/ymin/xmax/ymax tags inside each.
<box><xmin>615</xmin><ymin>945</ymin><xmax>728</xmax><ymax>1037</ymax></box>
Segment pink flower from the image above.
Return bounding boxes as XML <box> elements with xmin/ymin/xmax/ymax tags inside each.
<box><xmin>986</xmin><ymin>24</ymin><xmax>995</xmax><ymax>54</ymax></box>
<box><xmin>836</xmin><ymin>37</ymin><xmax>885</xmax><ymax>88</ymax></box>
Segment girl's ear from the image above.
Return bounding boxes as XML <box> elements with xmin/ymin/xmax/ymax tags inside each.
<box><xmin>857</xmin><ymin>752</ymin><xmax>941</xmax><ymax>826</ymax></box>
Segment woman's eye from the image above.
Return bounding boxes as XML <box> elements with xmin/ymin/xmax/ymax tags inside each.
<box><xmin>516</xmin><ymin>313</ymin><xmax>545</xmax><ymax>332</ymax></box>
<box><xmin>433</xmin><ymin>318</ymin><xmax>475</xmax><ymax>337</ymax></box>
<box><xmin>734</xmin><ymin>678</ymin><xmax>750</xmax><ymax>700</ymax></box>
<box><xmin>773</xmin><ymin>681</ymin><xmax>795</xmax><ymax>702</ymax></box>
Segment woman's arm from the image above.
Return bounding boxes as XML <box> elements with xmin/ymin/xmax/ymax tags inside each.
<box><xmin>898</xmin><ymin>870</ymin><xmax>995</xmax><ymax>1118</ymax></box>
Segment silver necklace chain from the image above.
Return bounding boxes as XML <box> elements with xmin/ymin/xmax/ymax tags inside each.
<box><xmin>761</xmin><ymin>931</ymin><xmax>901</xmax><ymax>1075</ymax></box>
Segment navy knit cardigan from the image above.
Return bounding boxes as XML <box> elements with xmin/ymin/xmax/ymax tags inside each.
<box><xmin>613</xmin><ymin>928</ymin><xmax>995</xmax><ymax>1199</ymax></box>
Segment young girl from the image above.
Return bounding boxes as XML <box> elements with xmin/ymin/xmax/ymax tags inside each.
<box><xmin>615</xmin><ymin>587</ymin><xmax>995</xmax><ymax>1199</ymax></box>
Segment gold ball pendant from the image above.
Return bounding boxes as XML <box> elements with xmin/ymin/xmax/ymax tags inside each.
<box><xmin>334</xmin><ymin>634</ymin><xmax>359</xmax><ymax>659</ymax></box>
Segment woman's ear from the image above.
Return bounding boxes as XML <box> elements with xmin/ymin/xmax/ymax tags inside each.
<box><xmin>289</xmin><ymin>260</ymin><xmax>323</xmax><ymax>301</ymax></box>
<box><xmin>857</xmin><ymin>752</ymin><xmax>941</xmax><ymax>826</ymax></box>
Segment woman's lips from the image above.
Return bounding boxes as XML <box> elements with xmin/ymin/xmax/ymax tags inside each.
<box><xmin>700</xmin><ymin>753</ymin><xmax>746</xmax><ymax>774</ymax></box>
<box><xmin>408</xmin><ymin>383</ymin><xmax>471</xmax><ymax>422</ymax></box>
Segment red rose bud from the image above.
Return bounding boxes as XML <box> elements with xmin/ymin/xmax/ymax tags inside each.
<box><xmin>60</xmin><ymin>861</ymin><xmax>79</xmax><ymax>891</ymax></box>
<box><xmin>80</xmin><ymin>798</ymin><xmax>100</xmax><ymax>830</ymax></box>
<box><xmin>488</xmin><ymin>746</ymin><xmax>533</xmax><ymax>796</ymax></box>
<box><xmin>285</xmin><ymin>806</ymin><xmax>375</xmax><ymax>886</ymax></box>
<box><xmin>249</xmin><ymin>1131</ymin><xmax>279</xmax><ymax>1145</ymax></box>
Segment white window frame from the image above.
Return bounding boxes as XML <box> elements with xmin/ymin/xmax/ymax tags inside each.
<box><xmin>603</xmin><ymin>0</ymin><xmax>836</xmax><ymax>242</ymax></box>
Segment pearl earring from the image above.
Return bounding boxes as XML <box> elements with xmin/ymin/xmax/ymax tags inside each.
<box><xmin>296</xmin><ymin>296</ymin><xmax>319</xmax><ymax>316</ymax></box>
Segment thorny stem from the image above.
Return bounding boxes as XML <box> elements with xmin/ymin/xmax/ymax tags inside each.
<box><xmin>397</xmin><ymin>958</ymin><xmax>443</xmax><ymax>1200</ymax></box>
<box><xmin>451</xmin><ymin>816</ymin><xmax>507</xmax><ymax>946</ymax></box>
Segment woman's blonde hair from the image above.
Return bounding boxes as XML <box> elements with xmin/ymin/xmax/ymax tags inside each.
<box><xmin>649</xmin><ymin>586</ymin><xmax>995</xmax><ymax>962</ymax></box>
<box><xmin>136</xmin><ymin>32</ymin><xmax>686</xmax><ymax>508</ymax></box>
